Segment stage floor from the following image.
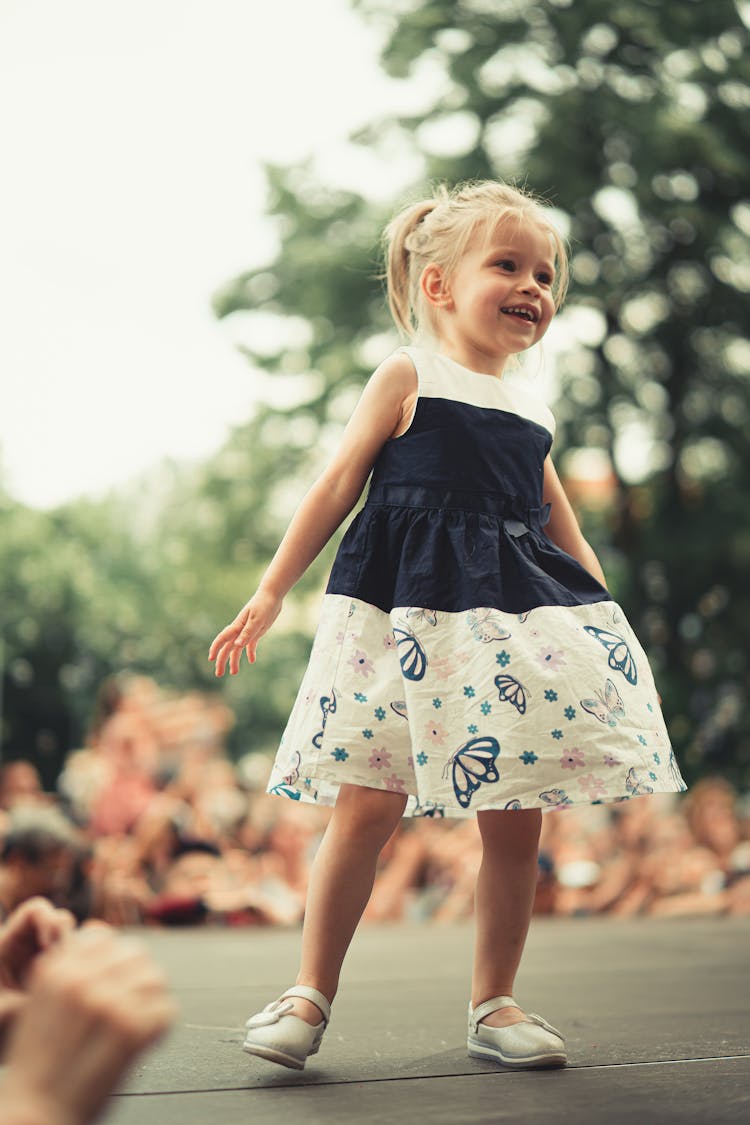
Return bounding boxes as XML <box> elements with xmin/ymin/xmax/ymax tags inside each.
<box><xmin>105</xmin><ymin>916</ymin><xmax>750</xmax><ymax>1124</ymax></box>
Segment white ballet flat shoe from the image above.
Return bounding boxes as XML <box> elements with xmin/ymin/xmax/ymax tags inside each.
<box><xmin>243</xmin><ymin>985</ymin><xmax>331</xmax><ymax>1070</ymax></box>
<box><xmin>467</xmin><ymin>995</ymin><xmax>567</xmax><ymax>1069</ymax></box>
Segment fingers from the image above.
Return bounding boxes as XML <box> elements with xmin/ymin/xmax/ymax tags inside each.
<box><xmin>210</xmin><ymin>616</ymin><xmax>260</xmax><ymax>676</ymax></box>
<box><xmin>0</xmin><ymin>899</ymin><xmax>76</xmax><ymax>990</ymax></box>
<box><xmin>208</xmin><ymin>594</ymin><xmax>282</xmax><ymax>675</ymax></box>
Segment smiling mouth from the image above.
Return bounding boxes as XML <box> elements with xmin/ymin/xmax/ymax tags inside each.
<box><xmin>500</xmin><ymin>306</ymin><xmax>538</xmax><ymax>324</ymax></box>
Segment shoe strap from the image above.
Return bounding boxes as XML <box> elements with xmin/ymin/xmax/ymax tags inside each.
<box><xmin>280</xmin><ymin>985</ymin><xmax>331</xmax><ymax>1024</ymax></box>
<box><xmin>469</xmin><ymin>994</ymin><xmax>517</xmax><ymax>1030</ymax></box>
<box><xmin>526</xmin><ymin>1012</ymin><xmax>564</xmax><ymax>1039</ymax></box>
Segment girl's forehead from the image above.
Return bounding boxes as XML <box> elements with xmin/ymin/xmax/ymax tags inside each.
<box><xmin>477</xmin><ymin>214</ymin><xmax>557</xmax><ymax>260</ymax></box>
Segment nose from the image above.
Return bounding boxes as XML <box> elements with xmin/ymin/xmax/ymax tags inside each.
<box><xmin>518</xmin><ymin>271</ymin><xmax>540</xmax><ymax>294</ymax></box>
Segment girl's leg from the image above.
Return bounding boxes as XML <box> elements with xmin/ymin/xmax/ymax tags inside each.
<box><xmin>472</xmin><ymin>808</ymin><xmax>542</xmax><ymax>1028</ymax></box>
<box><xmin>290</xmin><ymin>783</ymin><xmax>408</xmax><ymax>1024</ymax></box>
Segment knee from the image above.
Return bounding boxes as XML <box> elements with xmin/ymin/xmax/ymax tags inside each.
<box><xmin>333</xmin><ymin>785</ymin><xmax>407</xmax><ymax>848</ymax></box>
<box><xmin>477</xmin><ymin>808</ymin><xmax>542</xmax><ymax>855</ymax></box>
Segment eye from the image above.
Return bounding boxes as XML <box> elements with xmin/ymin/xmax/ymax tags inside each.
<box><xmin>536</xmin><ymin>271</ymin><xmax>554</xmax><ymax>286</ymax></box>
<box><xmin>494</xmin><ymin>259</ymin><xmax>515</xmax><ymax>271</ymax></box>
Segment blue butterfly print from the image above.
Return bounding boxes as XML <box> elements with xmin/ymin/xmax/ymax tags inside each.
<box><xmin>580</xmin><ymin>679</ymin><xmax>625</xmax><ymax>727</ymax></box>
<box><xmin>406</xmin><ymin>607</ymin><xmax>438</xmax><ymax>627</ymax></box>
<box><xmin>625</xmin><ymin>767</ymin><xmax>654</xmax><ymax>797</ymax></box>
<box><xmin>269</xmin><ymin>751</ymin><xmax>302</xmax><ymax>800</ymax></box>
<box><xmin>583</xmin><ymin>625</ymin><xmax>638</xmax><ymax>685</ymax></box>
<box><xmin>539</xmin><ymin>788</ymin><xmax>573</xmax><ymax>806</ymax></box>
<box><xmin>393</xmin><ymin>626</ymin><xmax>428</xmax><ymax>681</ymax></box>
<box><xmin>467</xmin><ymin>609</ymin><xmax>512</xmax><ymax>643</ymax></box>
<box><xmin>517</xmin><ymin>611</ymin><xmax>532</xmax><ymax>623</ymax></box>
<box><xmin>312</xmin><ymin>689</ymin><xmax>337</xmax><ymax>749</ymax></box>
<box><xmin>442</xmin><ymin>736</ymin><xmax>501</xmax><ymax>809</ymax></box>
<box><xmin>494</xmin><ymin>674</ymin><xmax>530</xmax><ymax>715</ymax></box>
<box><xmin>268</xmin><ymin>783</ymin><xmax>302</xmax><ymax>801</ymax></box>
<box><xmin>390</xmin><ymin>699</ymin><xmax>408</xmax><ymax>720</ymax></box>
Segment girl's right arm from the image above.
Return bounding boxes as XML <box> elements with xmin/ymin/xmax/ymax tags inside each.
<box><xmin>208</xmin><ymin>352</ymin><xmax>416</xmax><ymax>676</ymax></box>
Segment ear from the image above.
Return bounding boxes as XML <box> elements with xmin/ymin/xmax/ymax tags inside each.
<box><xmin>420</xmin><ymin>263</ymin><xmax>454</xmax><ymax>310</ymax></box>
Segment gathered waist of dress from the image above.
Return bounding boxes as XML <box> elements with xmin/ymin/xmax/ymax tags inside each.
<box><xmin>365</xmin><ymin>483</ymin><xmax>552</xmax><ymax>532</ymax></box>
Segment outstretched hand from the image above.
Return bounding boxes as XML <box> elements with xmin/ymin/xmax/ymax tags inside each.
<box><xmin>208</xmin><ymin>589</ymin><xmax>283</xmax><ymax>675</ymax></box>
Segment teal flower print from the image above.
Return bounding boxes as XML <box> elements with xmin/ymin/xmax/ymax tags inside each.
<box><xmin>637</xmin><ymin>735</ymin><xmax>647</xmax><ymax>746</ymax></box>
<box><xmin>374</xmin><ymin>707</ymin><xmax>386</xmax><ymax>721</ymax></box>
<box><xmin>416</xmin><ymin>751</ymin><xmax>428</xmax><ymax>766</ymax></box>
<box><xmin>544</xmin><ymin>689</ymin><xmax>558</xmax><ymax>702</ymax></box>
<box><xmin>362</xmin><ymin>728</ymin><xmax>374</xmax><ymax>740</ymax></box>
<box><xmin>649</xmin><ymin>771</ymin><xmax>657</xmax><ymax>781</ymax></box>
<box><xmin>432</xmin><ymin>697</ymin><xmax>442</xmax><ymax>709</ymax></box>
<box><xmin>354</xmin><ymin>692</ymin><xmax>368</xmax><ymax>703</ymax></box>
<box><xmin>653</xmin><ymin>752</ymin><xmax>661</xmax><ymax>765</ymax></box>
<box><xmin>564</xmin><ymin>705</ymin><xmax>576</xmax><ymax>720</ymax></box>
<box><xmin>464</xmin><ymin>685</ymin><xmax>476</xmax><ymax>698</ymax></box>
<box><xmin>331</xmin><ymin>747</ymin><xmax>348</xmax><ymax>762</ymax></box>
<box><xmin>646</xmin><ymin>702</ymin><xmax>654</xmax><ymax>712</ymax></box>
<box><xmin>519</xmin><ymin>750</ymin><xmax>538</xmax><ymax>765</ymax></box>
<box><xmin>551</xmin><ymin>729</ymin><xmax>563</xmax><ymax>740</ymax></box>
<box><xmin>467</xmin><ymin>723</ymin><xmax>479</xmax><ymax>734</ymax></box>
<box><xmin>480</xmin><ymin>701</ymin><xmax>492</xmax><ymax>715</ymax></box>
<box><xmin>495</xmin><ymin>650</ymin><xmax>511</xmax><ymax>667</ymax></box>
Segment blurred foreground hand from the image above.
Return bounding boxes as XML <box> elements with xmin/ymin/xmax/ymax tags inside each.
<box><xmin>0</xmin><ymin>924</ymin><xmax>176</xmax><ymax>1125</ymax></box>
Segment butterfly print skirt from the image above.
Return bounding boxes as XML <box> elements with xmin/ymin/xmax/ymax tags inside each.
<box><xmin>267</xmin><ymin>594</ymin><xmax>687</xmax><ymax>817</ymax></box>
<box><xmin>266</xmin><ymin>347</ymin><xmax>688</xmax><ymax>817</ymax></box>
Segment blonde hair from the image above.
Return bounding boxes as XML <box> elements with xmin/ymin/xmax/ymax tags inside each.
<box><xmin>383</xmin><ymin>180</ymin><xmax>569</xmax><ymax>339</ymax></box>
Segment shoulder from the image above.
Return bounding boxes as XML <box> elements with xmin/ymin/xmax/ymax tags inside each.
<box><xmin>365</xmin><ymin>348</ymin><xmax>418</xmax><ymax>406</ymax></box>
<box><xmin>371</xmin><ymin>348</ymin><xmax>418</xmax><ymax>388</ymax></box>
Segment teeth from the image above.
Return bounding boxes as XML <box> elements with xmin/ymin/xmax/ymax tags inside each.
<box><xmin>502</xmin><ymin>306</ymin><xmax>536</xmax><ymax>322</ymax></box>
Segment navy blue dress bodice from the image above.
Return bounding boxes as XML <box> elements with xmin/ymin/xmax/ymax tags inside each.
<box><xmin>327</xmin><ymin>348</ymin><xmax>611</xmax><ymax>615</ymax></box>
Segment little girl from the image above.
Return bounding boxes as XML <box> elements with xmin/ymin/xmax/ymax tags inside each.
<box><xmin>209</xmin><ymin>180</ymin><xmax>688</xmax><ymax>1071</ymax></box>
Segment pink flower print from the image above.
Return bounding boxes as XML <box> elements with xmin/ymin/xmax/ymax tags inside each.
<box><xmin>431</xmin><ymin>655</ymin><xmax>456</xmax><ymax>681</ymax></box>
<box><xmin>336</xmin><ymin>630</ymin><xmax>360</xmax><ymax>644</ymax></box>
<box><xmin>577</xmin><ymin>773</ymin><xmax>607</xmax><ymax>799</ymax></box>
<box><xmin>424</xmin><ymin>719</ymin><xmax>447</xmax><ymax>745</ymax></box>
<box><xmin>560</xmin><ymin>747</ymin><xmax>585</xmax><ymax>770</ymax></box>
<box><xmin>349</xmin><ymin>649</ymin><xmax>374</xmax><ymax>677</ymax></box>
<box><xmin>383</xmin><ymin>773</ymin><xmax>406</xmax><ymax>793</ymax></box>
<box><xmin>383</xmin><ymin>634</ymin><xmax>397</xmax><ymax>650</ymax></box>
<box><xmin>603</xmin><ymin>753</ymin><xmax>621</xmax><ymax>768</ymax></box>
<box><xmin>536</xmin><ymin>646</ymin><xmax>567</xmax><ymax>672</ymax></box>
<box><xmin>368</xmin><ymin>748</ymin><xmax>392</xmax><ymax>771</ymax></box>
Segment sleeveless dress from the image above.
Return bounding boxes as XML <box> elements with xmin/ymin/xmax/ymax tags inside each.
<box><xmin>267</xmin><ymin>346</ymin><xmax>688</xmax><ymax>817</ymax></box>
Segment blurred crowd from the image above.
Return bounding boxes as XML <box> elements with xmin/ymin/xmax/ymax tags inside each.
<box><xmin>1</xmin><ymin>674</ymin><xmax>749</xmax><ymax>928</ymax></box>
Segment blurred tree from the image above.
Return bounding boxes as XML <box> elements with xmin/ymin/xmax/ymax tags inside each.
<box><xmin>210</xmin><ymin>0</ymin><xmax>750</xmax><ymax>787</ymax></box>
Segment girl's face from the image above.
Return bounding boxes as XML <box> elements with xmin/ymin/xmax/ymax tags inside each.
<box><xmin>432</xmin><ymin>217</ymin><xmax>557</xmax><ymax>374</ymax></box>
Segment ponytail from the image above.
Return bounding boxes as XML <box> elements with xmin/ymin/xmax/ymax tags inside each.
<box><xmin>383</xmin><ymin>197</ymin><xmax>441</xmax><ymax>336</ymax></box>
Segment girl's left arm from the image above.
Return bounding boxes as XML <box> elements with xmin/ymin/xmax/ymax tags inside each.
<box><xmin>541</xmin><ymin>454</ymin><xmax>608</xmax><ymax>589</ymax></box>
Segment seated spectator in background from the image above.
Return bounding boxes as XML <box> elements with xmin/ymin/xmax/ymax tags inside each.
<box><xmin>0</xmin><ymin>897</ymin><xmax>174</xmax><ymax>1125</ymax></box>
<box><xmin>0</xmin><ymin>808</ymin><xmax>86</xmax><ymax>922</ymax></box>
<box><xmin>0</xmin><ymin>761</ymin><xmax>47</xmax><ymax>811</ymax></box>
<box><xmin>145</xmin><ymin>838</ymin><xmax>306</xmax><ymax>928</ymax></box>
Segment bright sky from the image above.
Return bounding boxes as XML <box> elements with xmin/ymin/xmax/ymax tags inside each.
<box><xmin>0</xmin><ymin>0</ymin><xmax>429</xmax><ymax>509</ymax></box>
